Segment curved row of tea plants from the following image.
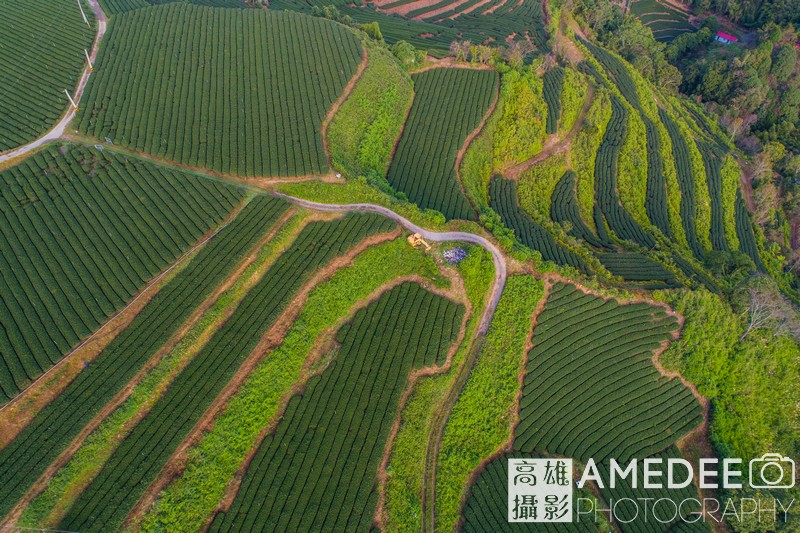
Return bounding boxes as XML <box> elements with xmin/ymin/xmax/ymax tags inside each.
<box><xmin>77</xmin><ymin>4</ymin><xmax>362</xmax><ymax>177</ymax></box>
<box><xmin>594</xmin><ymin>96</ymin><xmax>656</xmax><ymax>248</ymax></box>
<box><xmin>543</xmin><ymin>67</ymin><xmax>564</xmax><ymax>134</ymax></box>
<box><xmin>550</xmin><ymin>170</ymin><xmax>610</xmax><ymax>249</ymax></box>
<box><xmin>515</xmin><ymin>283</ymin><xmax>702</xmax><ymax>463</ymax></box>
<box><xmin>59</xmin><ymin>212</ymin><xmax>395</xmax><ymax>532</ymax></box>
<box><xmin>490</xmin><ymin>176</ymin><xmax>588</xmax><ymax>273</ymax></box>
<box><xmin>387</xmin><ymin>67</ymin><xmax>497</xmax><ymax>220</ymax></box>
<box><xmin>0</xmin><ymin>144</ymin><xmax>243</xmax><ymax>401</ymax></box>
<box><xmin>659</xmin><ymin>109</ymin><xmax>705</xmax><ymax>260</ymax></box>
<box><xmin>735</xmin><ymin>191</ymin><xmax>766</xmax><ymax>272</ymax></box>
<box><xmin>597</xmin><ymin>253</ymin><xmax>681</xmax><ymax>288</ymax></box>
<box><xmin>0</xmin><ymin>196</ymin><xmax>287</xmax><ymax>519</ymax></box>
<box><xmin>697</xmin><ymin>143</ymin><xmax>729</xmax><ymax>252</ymax></box>
<box><xmin>209</xmin><ymin>282</ymin><xmax>464</xmax><ymax>532</ymax></box>
<box><xmin>0</xmin><ymin>0</ymin><xmax>94</xmax><ymax>151</ymax></box>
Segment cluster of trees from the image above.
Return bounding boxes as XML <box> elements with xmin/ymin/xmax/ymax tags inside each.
<box><xmin>689</xmin><ymin>0</ymin><xmax>799</xmax><ymax>27</ymax></box>
<box><xmin>567</xmin><ymin>0</ymin><xmax>682</xmax><ymax>91</ymax></box>
<box><xmin>448</xmin><ymin>39</ymin><xmax>537</xmax><ymax>68</ymax></box>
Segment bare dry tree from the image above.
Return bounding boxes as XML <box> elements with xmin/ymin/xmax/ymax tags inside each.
<box><xmin>740</xmin><ymin>277</ymin><xmax>800</xmax><ymax>341</ymax></box>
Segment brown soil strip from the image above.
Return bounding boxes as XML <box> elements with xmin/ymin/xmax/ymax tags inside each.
<box><xmin>504</xmin><ymin>84</ymin><xmax>595</xmax><ymax>179</ymax></box>
<box><xmin>0</xmin><ymin>208</ymin><xmax>299</xmax><ymax>529</ymax></box>
<box><xmin>122</xmin><ymin>228</ymin><xmax>402</xmax><ymax>529</ymax></box>
<box><xmin>0</xmin><ymin>198</ymin><xmax>250</xmax><ymax>448</ymax></box>
<box><xmin>737</xmin><ymin>159</ymin><xmax>755</xmax><ymax>211</ymax></box>
<box><xmin>411</xmin><ymin>0</ymin><xmax>472</xmax><ymax>20</ymax></box>
<box><xmin>411</xmin><ymin>58</ymin><xmax>494</xmax><ymax>74</ymax></box>
<box><xmin>240</xmin><ymin>174</ymin><xmax>346</xmax><ymax>189</ymax></box>
<box><xmin>377</xmin><ymin>0</ymin><xmax>442</xmax><ymax>17</ymax></box>
<box><xmin>444</xmin><ymin>0</ymin><xmax>493</xmax><ymax>18</ymax></box>
<box><xmin>557</xmin><ymin>16</ymin><xmax>586</xmax><ymax>65</ymax></box>
<box><xmin>482</xmin><ymin>0</ymin><xmax>508</xmax><ymax>13</ymax></box>
<box><xmin>321</xmin><ymin>47</ymin><xmax>369</xmax><ymax>169</ymax></box>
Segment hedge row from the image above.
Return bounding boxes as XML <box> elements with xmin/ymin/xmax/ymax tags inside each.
<box><xmin>0</xmin><ymin>145</ymin><xmax>243</xmax><ymax>402</ymax></box>
<box><xmin>0</xmin><ymin>196</ymin><xmax>287</xmax><ymax>519</ymax></box>
<box><xmin>550</xmin><ymin>171</ymin><xmax>610</xmax><ymax>249</ymax></box>
<box><xmin>77</xmin><ymin>4</ymin><xmax>362</xmax><ymax>177</ymax></box>
<box><xmin>59</xmin><ymin>212</ymin><xmax>396</xmax><ymax>532</ymax></box>
<box><xmin>210</xmin><ymin>282</ymin><xmax>464</xmax><ymax>532</ymax></box>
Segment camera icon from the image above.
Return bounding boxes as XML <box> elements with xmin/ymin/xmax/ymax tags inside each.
<box><xmin>749</xmin><ymin>454</ymin><xmax>796</xmax><ymax>489</ymax></box>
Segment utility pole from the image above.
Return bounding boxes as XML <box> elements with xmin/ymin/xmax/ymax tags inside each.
<box><xmin>77</xmin><ymin>0</ymin><xmax>90</xmax><ymax>27</ymax></box>
<box><xmin>65</xmin><ymin>89</ymin><xmax>79</xmax><ymax>112</ymax></box>
<box><xmin>85</xmin><ymin>49</ymin><xmax>93</xmax><ymax>71</ymax></box>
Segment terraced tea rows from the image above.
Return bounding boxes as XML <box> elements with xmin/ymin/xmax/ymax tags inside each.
<box><xmin>0</xmin><ymin>145</ymin><xmax>243</xmax><ymax>401</ymax></box>
<box><xmin>597</xmin><ymin>253</ymin><xmax>681</xmax><ymax>289</ymax></box>
<box><xmin>660</xmin><ymin>109</ymin><xmax>704</xmax><ymax>259</ymax></box>
<box><xmin>387</xmin><ymin>68</ymin><xmax>497</xmax><ymax>220</ymax></box>
<box><xmin>490</xmin><ymin>176</ymin><xmax>588</xmax><ymax>273</ymax></box>
<box><xmin>698</xmin><ymin>143</ymin><xmax>729</xmax><ymax>252</ymax></box>
<box><xmin>550</xmin><ymin>171</ymin><xmax>610</xmax><ymax>249</ymax></box>
<box><xmin>594</xmin><ymin>96</ymin><xmax>656</xmax><ymax>248</ymax></box>
<box><xmin>515</xmin><ymin>283</ymin><xmax>702</xmax><ymax>462</ymax></box>
<box><xmin>581</xmin><ymin>40</ymin><xmax>672</xmax><ymax>241</ymax></box>
<box><xmin>543</xmin><ymin>67</ymin><xmax>564</xmax><ymax>134</ymax></box>
<box><xmin>77</xmin><ymin>4</ymin><xmax>362</xmax><ymax>177</ymax></box>
<box><xmin>630</xmin><ymin>0</ymin><xmax>695</xmax><ymax>42</ymax></box>
<box><xmin>0</xmin><ymin>196</ymin><xmax>288</xmax><ymax>519</ymax></box>
<box><xmin>210</xmin><ymin>282</ymin><xmax>464</xmax><ymax>532</ymax></box>
<box><xmin>735</xmin><ymin>191</ymin><xmax>766</xmax><ymax>272</ymax></box>
<box><xmin>59</xmin><ymin>212</ymin><xmax>395</xmax><ymax>532</ymax></box>
<box><xmin>0</xmin><ymin>0</ymin><xmax>94</xmax><ymax>151</ymax></box>
<box><xmin>100</xmin><ymin>0</ymin><xmax>245</xmax><ymax>15</ymax></box>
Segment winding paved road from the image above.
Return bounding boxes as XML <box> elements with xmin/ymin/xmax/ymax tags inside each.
<box><xmin>0</xmin><ymin>0</ymin><xmax>107</xmax><ymax>164</ymax></box>
<box><xmin>276</xmin><ymin>194</ymin><xmax>508</xmax><ymax>336</ymax></box>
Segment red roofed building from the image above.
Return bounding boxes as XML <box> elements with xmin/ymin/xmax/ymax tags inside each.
<box><xmin>715</xmin><ymin>31</ymin><xmax>739</xmax><ymax>44</ymax></box>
